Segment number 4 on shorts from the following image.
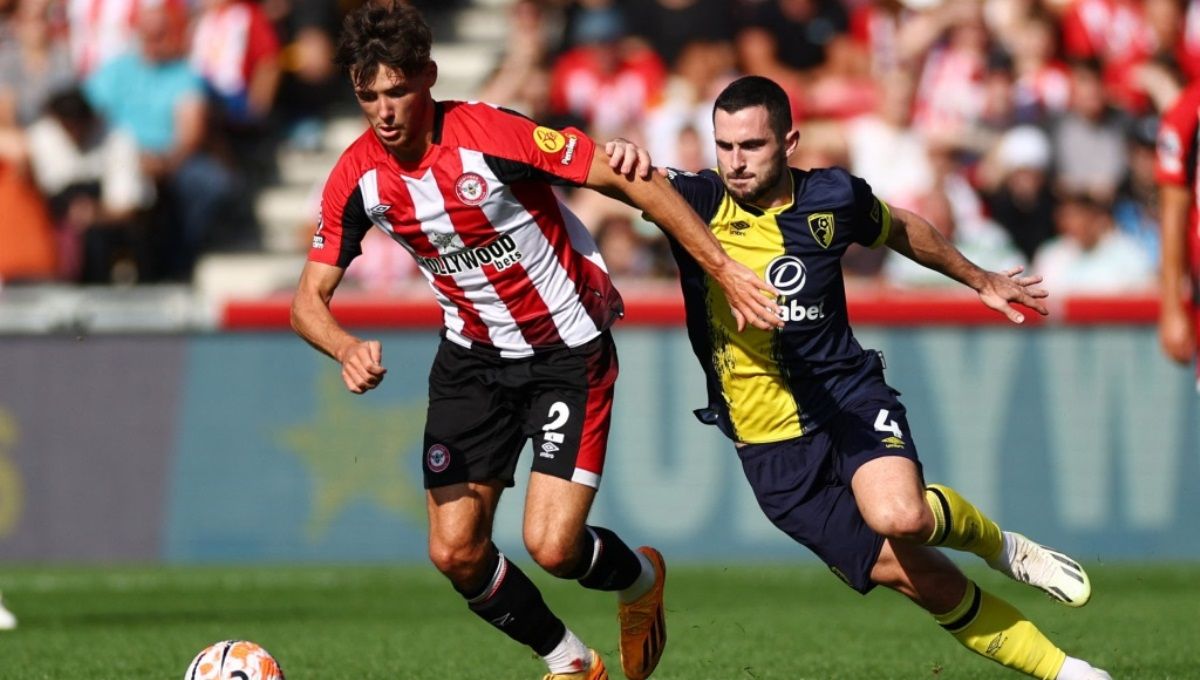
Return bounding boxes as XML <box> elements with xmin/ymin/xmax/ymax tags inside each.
<box><xmin>874</xmin><ymin>409</ymin><xmax>902</xmax><ymax>439</ymax></box>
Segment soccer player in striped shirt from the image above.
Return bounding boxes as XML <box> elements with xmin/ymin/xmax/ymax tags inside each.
<box><xmin>1156</xmin><ymin>81</ymin><xmax>1200</xmax><ymax>389</ymax></box>
<box><xmin>617</xmin><ymin>75</ymin><xmax>1110</xmax><ymax>679</ymax></box>
<box><xmin>289</xmin><ymin>4</ymin><xmax>781</xmax><ymax>679</ymax></box>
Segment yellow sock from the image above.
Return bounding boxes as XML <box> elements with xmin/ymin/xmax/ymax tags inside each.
<box><xmin>935</xmin><ymin>581</ymin><xmax>1067</xmax><ymax>680</ymax></box>
<box><xmin>924</xmin><ymin>484</ymin><xmax>1003</xmax><ymax>560</ymax></box>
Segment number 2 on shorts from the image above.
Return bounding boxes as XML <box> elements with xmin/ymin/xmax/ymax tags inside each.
<box><xmin>542</xmin><ymin>402</ymin><xmax>570</xmax><ymax>446</ymax></box>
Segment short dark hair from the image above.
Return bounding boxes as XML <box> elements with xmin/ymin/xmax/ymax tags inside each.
<box><xmin>713</xmin><ymin>76</ymin><xmax>792</xmax><ymax>140</ymax></box>
<box><xmin>335</xmin><ymin>1</ymin><xmax>432</xmax><ymax>90</ymax></box>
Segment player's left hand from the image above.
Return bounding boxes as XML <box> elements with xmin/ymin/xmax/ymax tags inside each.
<box><xmin>976</xmin><ymin>265</ymin><xmax>1049</xmax><ymax>324</ymax></box>
<box><xmin>605</xmin><ymin>138</ymin><xmax>655</xmax><ymax>180</ymax></box>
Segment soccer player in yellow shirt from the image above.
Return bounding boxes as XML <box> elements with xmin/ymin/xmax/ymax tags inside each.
<box><xmin>616</xmin><ymin>75</ymin><xmax>1110</xmax><ymax>679</ymax></box>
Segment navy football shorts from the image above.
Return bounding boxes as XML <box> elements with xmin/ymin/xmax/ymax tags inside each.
<box><xmin>422</xmin><ymin>331</ymin><xmax>617</xmax><ymax>490</ymax></box>
<box><xmin>736</xmin><ymin>377</ymin><xmax>922</xmax><ymax>594</ymax></box>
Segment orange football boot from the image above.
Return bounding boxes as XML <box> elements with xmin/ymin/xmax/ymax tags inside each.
<box><xmin>617</xmin><ymin>547</ymin><xmax>667</xmax><ymax>680</ymax></box>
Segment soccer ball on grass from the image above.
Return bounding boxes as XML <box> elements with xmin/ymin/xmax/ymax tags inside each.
<box><xmin>184</xmin><ymin>640</ymin><xmax>285</xmax><ymax>680</ymax></box>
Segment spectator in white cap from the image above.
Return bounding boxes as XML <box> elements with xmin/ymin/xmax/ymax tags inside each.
<box><xmin>979</xmin><ymin>125</ymin><xmax>1058</xmax><ymax>261</ymax></box>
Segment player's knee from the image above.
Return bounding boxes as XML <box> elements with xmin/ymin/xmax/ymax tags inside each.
<box><xmin>867</xmin><ymin>503</ymin><xmax>933</xmax><ymax>541</ymax></box>
<box><xmin>428</xmin><ymin>539</ymin><xmax>490</xmax><ymax>582</ymax></box>
<box><xmin>525</xmin><ymin>535</ymin><xmax>581</xmax><ymax>577</ymax></box>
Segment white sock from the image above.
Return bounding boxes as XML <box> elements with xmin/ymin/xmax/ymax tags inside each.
<box><xmin>542</xmin><ymin>628</ymin><xmax>591</xmax><ymax>674</ymax></box>
<box><xmin>1056</xmin><ymin>656</ymin><xmax>1110</xmax><ymax>680</ymax></box>
<box><xmin>988</xmin><ymin>531</ymin><xmax>1017</xmax><ymax>569</ymax></box>
<box><xmin>618</xmin><ymin>550</ymin><xmax>656</xmax><ymax>604</ymax></box>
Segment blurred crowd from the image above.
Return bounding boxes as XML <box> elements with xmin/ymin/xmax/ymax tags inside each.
<box><xmin>441</xmin><ymin>0</ymin><xmax>1176</xmax><ymax>296</ymax></box>
<box><xmin>0</xmin><ymin>0</ymin><xmax>462</xmax><ymax>284</ymax></box>
<box><xmin>0</xmin><ymin>0</ymin><xmax>1184</xmax><ymax>296</ymax></box>
<box><xmin>0</xmin><ymin>0</ymin><xmax>377</xmax><ymax>283</ymax></box>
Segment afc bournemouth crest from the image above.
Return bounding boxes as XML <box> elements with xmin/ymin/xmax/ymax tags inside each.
<box><xmin>426</xmin><ymin>444</ymin><xmax>451</xmax><ymax>473</ymax></box>
<box><xmin>808</xmin><ymin>212</ymin><xmax>835</xmax><ymax>249</ymax></box>
<box><xmin>455</xmin><ymin>172</ymin><xmax>488</xmax><ymax>206</ymax></box>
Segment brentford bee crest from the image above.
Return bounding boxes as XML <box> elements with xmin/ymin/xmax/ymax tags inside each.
<box><xmin>455</xmin><ymin>172</ymin><xmax>488</xmax><ymax>206</ymax></box>
<box><xmin>426</xmin><ymin>444</ymin><xmax>451</xmax><ymax>472</ymax></box>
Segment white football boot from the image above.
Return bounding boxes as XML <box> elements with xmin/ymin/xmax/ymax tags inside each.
<box><xmin>1057</xmin><ymin>656</ymin><xmax>1113</xmax><ymax>679</ymax></box>
<box><xmin>0</xmin><ymin>593</ymin><xmax>16</xmax><ymax>630</ymax></box>
<box><xmin>988</xmin><ymin>531</ymin><xmax>1092</xmax><ymax>607</ymax></box>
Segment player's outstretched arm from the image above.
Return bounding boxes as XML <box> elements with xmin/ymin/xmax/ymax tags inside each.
<box><xmin>1158</xmin><ymin>183</ymin><xmax>1196</xmax><ymax>363</ymax></box>
<box><xmin>886</xmin><ymin>206</ymin><xmax>1049</xmax><ymax>324</ymax></box>
<box><xmin>292</xmin><ymin>260</ymin><xmax>387</xmax><ymax>393</ymax></box>
<box><xmin>586</xmin><ymin>143</ymin><xmax>782</xmax><ymax>331</ymax></box>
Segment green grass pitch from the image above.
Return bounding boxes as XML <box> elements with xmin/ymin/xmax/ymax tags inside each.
<box><xmin>0</xmin><ymin>562</ymin><xmax>1194</xmax><ymax>679</ymax></box>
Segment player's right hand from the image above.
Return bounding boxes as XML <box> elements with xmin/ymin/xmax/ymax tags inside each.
<box><xmin>337</xmin><ymin>339</ymin><xmax>387</xmax><ymax>393</ymax></box>
<box><xmin>1159</xmin><ymin>303</ymin><xmax>1196</xmax><ymax>364</ymax></box>
<box><xmin>715</xmin><ymin>259</ymin><xmax>782</xmax><ymax>331</ymax></box>
<box><xmin>604</xmin><ymin>138</ymin><xmax>655</xmax><ymax>180</ymax></box>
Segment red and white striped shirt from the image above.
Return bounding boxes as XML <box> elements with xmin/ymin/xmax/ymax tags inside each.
<box><xmin>190</xmin><ymin>1</ymin><xmax>280</xmax><ymax>101</ymax></box>
<box><xmin>1156</xmin><ymin>82</ymin><xmax>1200</xmax><ymax>271</ymax></box>
<box><xmin>68</xmin><ymin>0</ymin><xmax>139</xmax><ymax>76</ymax></box>
<box><xmin>309</xmin><ymin>102</ymin><xmax>622</xmax><ymax>358</ymax></box>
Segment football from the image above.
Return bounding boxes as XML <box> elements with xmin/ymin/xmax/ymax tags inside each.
<box><xmin>184</xmin><ymin>640</ymin><xmax>285</xmax><ymax>680</ymax></box>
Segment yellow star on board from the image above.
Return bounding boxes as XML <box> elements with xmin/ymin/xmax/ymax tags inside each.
<box><xmin>0</xmin><ymin>407</ymin><xmax>24</xmax><ymax>537</ymax></box>
<box><xmin>276</xmin><ymin>372</ymin><xmax>427</xmax><ymax>540</ymax></box>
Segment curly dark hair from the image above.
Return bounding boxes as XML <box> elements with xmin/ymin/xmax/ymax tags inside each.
<box><xmin>335</xmin><ymin>1</ymin><xmax>432</xmax><ymax>90</ymax></box>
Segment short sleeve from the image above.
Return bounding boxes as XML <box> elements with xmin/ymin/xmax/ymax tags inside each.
<box><xmin>1059</xmin><ymin>4</ymin><xmax>1095</xmax><ymax>58</ymax></box>
<box><xmin>452</xmin><ymin>104</ymin><xmax>597</xmax><ymax>186</ymax></box>
<box><xmin>849</xmin><ymin>174</ymin><xmax>892</xmax><ymax>248</ymax></box>
<box><xmin>175</xmin><ymin>64</ymin><xmax>207</xmax><ymax>101</ymax></box>
<box><xmin>245</xmin><ymin>6</ymin><xmax>281</xmax><ymax>68</ymax></box>
<box><xmin>665</xmin><ymin>168</ymin><xmax>725</xmax><ymax>224</ymax></box>
<box><xmin>1157</xmin><ymin>84</ymin><xmax>1200</xmax><ymax>187</ymax></box>
<box><xmin>308</xmin><ymin>161</ymin><xmax>372</xmax><ymax>269</ymax></box>
<box><xmin>82</xmin><ymin>59</ymin><xmax>118</xmax><ymax>116</ymax></box>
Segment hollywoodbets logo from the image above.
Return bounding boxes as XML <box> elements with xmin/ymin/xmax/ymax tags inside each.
<box><xmin>417</xmin><ymin>234</ymin><xmax>524</xmax><ymax>275</ymax></box>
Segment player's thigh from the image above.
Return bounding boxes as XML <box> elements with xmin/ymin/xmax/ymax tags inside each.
<box><xmin>522</xmin><ymin>471</ymin><xmax>597</xmax><ymax>559</ymax></box>
<box><xmin>871</xmin><ymin>539</ymin><xmax>967</xmax><ymax>615</ymax></box>
<box><xmin>426</xmin><ymin>480</ymin><xmax>506</xmax><ymax>559</ymax></box>
<box><xmin>833</xmin><ymin>386</ymin><xmax>927</xmax><ymax>529</ymax></box>
<box><xmin>737</xmin><ymin>435</ymin><xmax>884</xmax><ymax>594</ymax></box>
<box><xmin>424</xmin><ymin>340</ymin><xmax>526</xmax><ymax>489</ymax></box>
<box><xmin>523</xmin><ymin>331</ymin><xmax>618</xmax><ymax>489</ymax></box>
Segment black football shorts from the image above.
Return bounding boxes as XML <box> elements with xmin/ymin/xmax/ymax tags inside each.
<box><xmin>422</xmin><ymin>331</ymin><xmax>618</xmax><ymax>489</ymax></box>
<box><xmin>736</xmin><ymin>377</ymin><xmax>922</xmax><ymax>593</ymax></box>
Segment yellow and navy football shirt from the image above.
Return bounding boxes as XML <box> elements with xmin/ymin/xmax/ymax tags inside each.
<box><xmin>664</xmin><ymin>166</ymin><xmax>892</xmax><ymax>444</ymax></box>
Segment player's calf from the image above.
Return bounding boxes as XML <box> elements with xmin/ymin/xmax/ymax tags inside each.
<box><xmin>923</xmin><ymin>484</ymin><xmax>1004</xmax><ymax>559</ymax></box>
<box><xmin>457</xmin><ymin>549</ymin><xmax>575</xmax><ymax>660</ymax></box>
